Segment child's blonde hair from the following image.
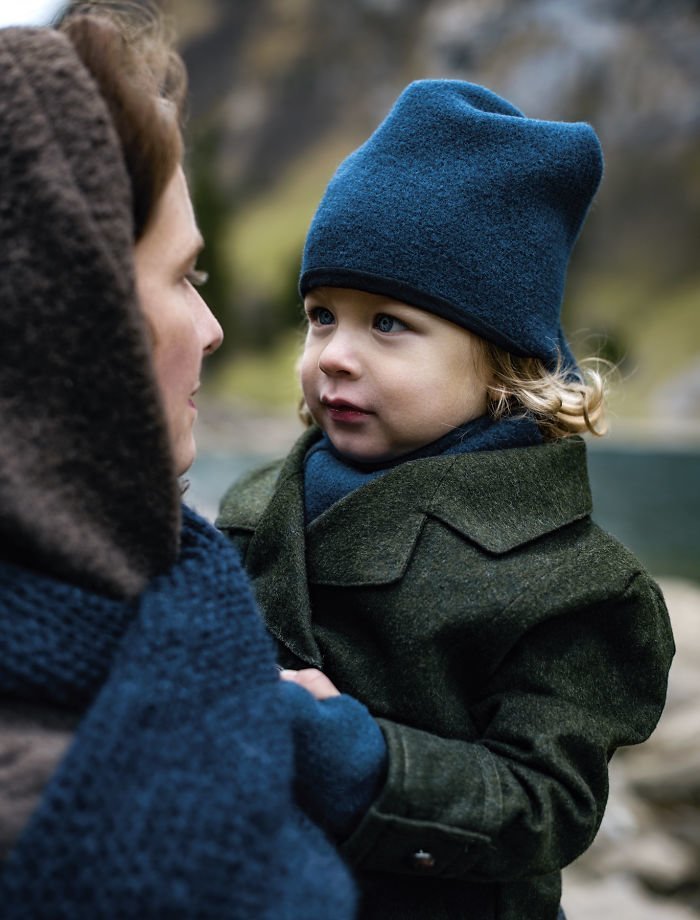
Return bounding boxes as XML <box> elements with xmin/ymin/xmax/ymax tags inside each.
<box><xmin>478</xmin><ymin>340</ymin><xmax>609</xmax><ymax>439</ymax></box>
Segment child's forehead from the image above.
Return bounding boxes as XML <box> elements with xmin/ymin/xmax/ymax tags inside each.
<box><xmin>305</xmin><ymin>286</ymin><xmax>416</xmax><ymax>312</ymax></box>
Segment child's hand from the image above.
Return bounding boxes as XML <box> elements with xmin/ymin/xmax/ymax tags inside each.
<box><xmin>279</xmin><ymin>667</ymin><xmax>340</xmax><ymax>700</ymax></box>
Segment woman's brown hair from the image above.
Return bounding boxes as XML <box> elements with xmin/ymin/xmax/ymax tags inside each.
<box><xmin>59</xmin><ymin>2</ymin><xmax>187</xmax><ymax>240</ymax></box>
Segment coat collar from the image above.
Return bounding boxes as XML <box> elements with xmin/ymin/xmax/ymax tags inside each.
<box><xmin>425</xmin><ymin>435</ymin><xmax>592</xmax><ymax>552</ymax></box>
<box><xmin>233</xmin><ymin>428</ymin><xmax>592</xmax><ymax>661</ymax></box>
<box><xmin>304</xmin><ymin>434</ymin><xmax>591</xmax><ymax>586</ymax></box>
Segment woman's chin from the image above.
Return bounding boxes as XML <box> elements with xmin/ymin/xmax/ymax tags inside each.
<box><xmin>173</xmin><ymin>437</ymin><xmax>197</xmax><ymax>478</ymax></box>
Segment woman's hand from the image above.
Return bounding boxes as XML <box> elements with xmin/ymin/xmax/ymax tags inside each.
<box><xmin>278</xmin><ymin>678</ymin><xmax>387</xmax><ymax>840</ymax></box>
<box><xmin>279</xmin><ymin>667</ymin><xmax>341</xmax><ymax>700</ymax></box>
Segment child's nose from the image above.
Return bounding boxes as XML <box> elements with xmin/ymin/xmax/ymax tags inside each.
<box><xmin>318</xmin><ymin>331</ymin><xmax>360</xmax><ymax>377</ymax></box>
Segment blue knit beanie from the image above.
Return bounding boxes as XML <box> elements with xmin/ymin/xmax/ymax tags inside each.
<box><xmin>299</xmin><ymin>80</ymin><xmax>603</xmax><ymax>369</ymax></box>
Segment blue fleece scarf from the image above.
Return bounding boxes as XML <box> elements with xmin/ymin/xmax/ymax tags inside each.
<box><xmin>0</xmin><ymin>505</ymin><xmax>355</xmax><ymax>919</ymax></box>
<box><xmin>304</xmin><ymin>413</ymin><xmax>543</xmax><ymax>523</ymax></box>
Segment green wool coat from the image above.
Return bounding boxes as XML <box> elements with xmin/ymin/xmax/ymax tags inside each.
<box><xmin>218</xmin><ymin>426</ymin><xmax>674</xmax><ymax>920</ymax></box>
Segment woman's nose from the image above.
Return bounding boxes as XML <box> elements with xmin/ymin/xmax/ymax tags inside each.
<box><xmin>196</xmin><ymin>291</ymin><xmax>224</xmax><ymax>356</ymax></box>
<box><xmin>318</xmin><ymin>330</ymin><xmax>360</xmax><ymax>377</ymax></box>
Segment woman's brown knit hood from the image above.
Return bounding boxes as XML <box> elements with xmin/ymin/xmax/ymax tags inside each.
<box><xmin>0</xmin><ymin>27</ymin><xmax>180</xmax><ymax>597</ymax></box>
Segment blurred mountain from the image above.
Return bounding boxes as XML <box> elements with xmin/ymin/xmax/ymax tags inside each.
<box><xmin>165</xmin><ymin>0</ymin><xmax>700</xmax><ymax>424</ymax></box>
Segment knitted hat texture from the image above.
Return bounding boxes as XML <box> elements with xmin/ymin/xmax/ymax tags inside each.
<box><xmin>300</xmin><ymin>80</ymin><xmax>603</xmax><ymax>368</ymax></box>
<box><xmin>0</xmin><ymin>28</ymin><xmax>180</xmax><ymax>597</ymax></box>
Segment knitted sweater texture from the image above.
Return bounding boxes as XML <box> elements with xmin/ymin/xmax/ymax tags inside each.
<box><xmin>0</xmin><ymin>505</ymin><xmax>356</xmax><ymax>918</ymax></box>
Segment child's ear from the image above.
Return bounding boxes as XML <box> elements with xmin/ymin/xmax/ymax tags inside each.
<box><xmin>294</xmin><ymin>350</ymin><xmax>314</xmax><ymax>428</ymax></box>
<box><xmin>298</xmin><ymin>396</ymin><xmax>314</xmax><ymax>428</ymax></box>
<box><xmin>470</xmin><ymin>333</ymin><xmax>495</xmax><ymax>386</ymax></box>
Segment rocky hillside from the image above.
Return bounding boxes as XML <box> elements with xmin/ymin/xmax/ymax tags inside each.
<box><xmin>166</xmin><ymin>0</ymin><xmax>700</xmax><ymax>424</ymax></box>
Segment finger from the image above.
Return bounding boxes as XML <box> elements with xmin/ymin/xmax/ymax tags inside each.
<box><xmin>291</xmin><ymin>668</ymin><xmax>341</xmax><ymax>700</ymax></box>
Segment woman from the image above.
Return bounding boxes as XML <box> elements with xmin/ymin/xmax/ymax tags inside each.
<box><xmin>0</xmin><ymin>7</ymin><xmax>356</xmax><ymax>917</ymax></box>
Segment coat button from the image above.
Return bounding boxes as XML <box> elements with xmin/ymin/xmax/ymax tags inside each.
<box><xmin>410</xmin><ymin>849</ymin><xmax>436</xmax><ymax>871</ymax></box>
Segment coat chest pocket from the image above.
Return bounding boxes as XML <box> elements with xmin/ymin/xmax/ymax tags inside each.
<box><xmin>306</xmin><ymin>510</ymin><xmax>426</xmax><ymax>586</ymax></box>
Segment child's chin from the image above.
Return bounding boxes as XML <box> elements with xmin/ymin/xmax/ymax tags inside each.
<box><xmin>328</xmin><ymin>436</ymin><xmax>399</xmax><ymax>466</ymax></box>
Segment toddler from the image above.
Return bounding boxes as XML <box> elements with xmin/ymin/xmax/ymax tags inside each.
<box><xmin>218</xmin><ymin>81</ymin><xmax>674</xmax><ymax>920</ymax></box>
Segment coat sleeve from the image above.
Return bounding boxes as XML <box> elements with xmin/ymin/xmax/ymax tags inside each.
<box><xmin>340</xmin><ymin>569</ymin><xmax>674</xmax><ymax>881</ymax></box>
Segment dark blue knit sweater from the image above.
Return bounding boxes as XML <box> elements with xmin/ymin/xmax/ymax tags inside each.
<box><xmin>0</xmin><ymin>505</ymin><xmax>356</xmax><ymax>919</ymax></box>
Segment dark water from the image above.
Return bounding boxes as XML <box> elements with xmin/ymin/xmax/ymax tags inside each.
<box><xmin>586</xmin><ymin>445</ymin><xmax>699</xmax><ymax>581</ymax></box>
<box><xmin>188</xmin><ymin>444</ymin><xmax>700</xmax><ymax>582</ymax></box>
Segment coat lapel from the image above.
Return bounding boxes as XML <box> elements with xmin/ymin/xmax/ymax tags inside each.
<box><xmin>305</xmin><ymin>437</ymin><xmax>592</xmax><ymax>584</ymax></box>
<box><xmin>305</xmin><ymin>458</ymin><xmax>447</xmax><ymax>585</ymax></box>
<box><xmin>232</xmin><ymin>432</ymin><xmax>592</xmax><ymax>650</ymax></box>
<box><xmin>426</xmin><ymin>437</ymin><xmax>592</xmax><ymax>553</ymax></box>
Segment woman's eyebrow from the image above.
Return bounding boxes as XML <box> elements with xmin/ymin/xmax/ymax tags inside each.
<box><xmin>176</xmin><ymin>233</ymin><xmax>205</xmax><ymax>273</ymax></box>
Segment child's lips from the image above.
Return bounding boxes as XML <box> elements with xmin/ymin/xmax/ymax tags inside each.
<box><xmin>322</xmin><ymin>398</ymin><xmax>372</xmax><ymax>422</ymax></box>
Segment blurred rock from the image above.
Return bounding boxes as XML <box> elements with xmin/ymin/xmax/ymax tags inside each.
<box><xmin>591</xmin><ymin>829</ymin><xmax>696</xmax><ymax>892</ymax></box>
<box><xmin>563</xmin><ymin>874</ymin><xmax>699</xmax><ymax>920</ymax></box>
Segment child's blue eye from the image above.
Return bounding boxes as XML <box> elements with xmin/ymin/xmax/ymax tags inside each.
<box><xmin>374</xmin><ymin>313</ymin><xmax>408</xmax><ymax>333</ymax></box>
<box><xmin>310</xmin><ymin>307</ymin><xmax>335</xmax><ymax>326</ymax></box>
